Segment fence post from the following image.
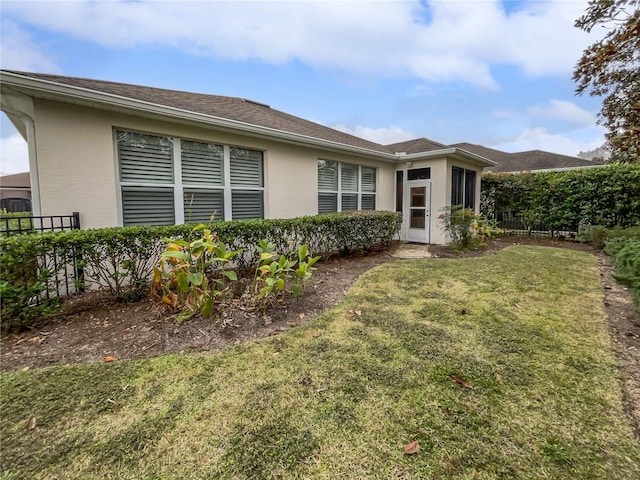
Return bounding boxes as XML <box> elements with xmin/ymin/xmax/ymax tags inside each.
<box><xmin>72</xmin><ymin>212</ymin><xmax>85</xmax><ymax>292</ymax></box>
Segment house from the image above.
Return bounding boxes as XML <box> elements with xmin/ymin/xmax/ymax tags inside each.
<box><xmin>450</xmin><ymin>143</ymin><xmax>606</xmax><ymax>173</ymax></box>
<box><xmin>0</xmin><ymin>171</ymin><xmax>31</xmax><ymax>212</ymax></box>
<box><xmin>0</xmin><ymin>70</ymin><xmax>495</xmax><ymax>244</ymax></box>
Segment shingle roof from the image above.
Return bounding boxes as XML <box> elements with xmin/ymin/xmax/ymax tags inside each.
<box><xmin>2</xmin><ymin>70</ymin><xmax>394</xmax><ymax>155</ymax></box>
<box><xmin>386</xmin><ymin>137</ymin><xmax>447</xmax><ymax>154</ymax></box>
<box><xmin>0</xmin><ymin>172</ymin><xmax>30</xmax><ymax>188</ymax></box>
<box><xmin>450</xmin><ymin>142</ymin><xmax>606</xmax><ymax>172</ymax></box>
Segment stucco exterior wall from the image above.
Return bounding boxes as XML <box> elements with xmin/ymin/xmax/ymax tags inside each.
<box><xmin>32</xmin><ymin>99</ymin><xmax>395</xmax><ymax>229</ymax></box>
<box><xmin>394</xmin><ymin>159</ymin><xmax>449</xmax><ymax>245</ymax></box>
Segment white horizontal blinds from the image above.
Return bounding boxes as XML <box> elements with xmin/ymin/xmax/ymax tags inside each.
<box><xmin>361</xmin><ymin>166</ymin><xmax>376</xmax><ymax>211</ymax></box>
<box><xmin>318</xmin><ymin>193</ymin><xmax>338</xmax><ymax>213</ymax></box>
<box><xmin>341</xmin><ymin>194</ymin><xmax>358</xmax><ymax>211</ymax></box>
<box><xmin>117</xmin><ymin>130</ymin><xmax>264</xmax><ymax>224</ymax></box>
<box><xmin>183</xmin><ymin>188</ymin><xmax>224</xmax><ymax>223</ymax></box>
<box><xmin>230</xmin><ymin>148</ymin><xmax>263</xmax><ymax>187</ymax></box>
<box><xmin>317</xmin><ymin>160</ymin><xmax>377</xmax><ymax>213</ymax></box>
<box><xmin>361</xmin><ymin>194</ymin><xmax>375</xmax><ymax>210</ymax></box>
<box><xmin>122</xmin><ymin>186</ymin><xmax>175</xmax><ymax>226</ymax></box>
<box><xmin>318</xmin><ymin>160</ymin><xmax>338</xmax><ymax>191</ymax></box>
<box><xmin>117</xmin><ymin>131</ymin><xmax>173</xmax><ymax>183</ymax></box>
<box><xmin>341</xmin><ymin>163</ymin><xmax>358</xmax><ymax>192</ymax></box>
<box><xmin>361</xmin><ymin>167</ymin><xmax>376</xmax><ymax>192</ymax></box>
<box><xmin>232</xmin><ymin>191</ymin><xmax>264</xmax><ymax>220</ymax></box>
<box><xmin>181</xmin><ymin>141</ymin><xmax>224</xmax><ymax>185</ymax></box>
<box><xmin>318</xmin><ymin>160</ymin><xmax>338</xmax><ymax>213</ymax></box>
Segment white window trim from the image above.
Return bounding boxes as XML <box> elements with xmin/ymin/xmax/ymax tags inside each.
<box><xmin>115</xmin><ymin>129</ymin><xmax>265</xmax><ymax>225</ymax></box>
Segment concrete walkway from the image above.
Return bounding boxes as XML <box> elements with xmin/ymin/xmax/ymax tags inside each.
<box><xmin>392</xmin><ymin>243</ymin><xmax>432</xmax><ymax>259</ymax></box>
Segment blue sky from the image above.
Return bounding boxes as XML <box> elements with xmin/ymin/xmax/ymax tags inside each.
<box><xmin>0</xmin><ymin>0</ymin><xmax>607</xmax><ymax>175</ymax></box>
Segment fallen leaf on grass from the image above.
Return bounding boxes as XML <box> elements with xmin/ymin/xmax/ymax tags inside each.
<box><xmin>354</xmin><ymin>310</ymin><xmax>362</xmax><ymax>316</ymax></box>
<box><xmin>451</xmin><ymin>375</ymin><xmax>473</xmax><ymax>389</ymax></box>
<box><xmin>103</xmin><ymin>355</ymin><xmax>118</xmax><ymax>362</ymax></box>
<box><xmin>403</xmin><ymin>440</ymin><xmax>420</xmax><ymax>455</ymax></box>
<box><xmin>496</xmin><ymin>373</ymin><xmax>504</xmax><ymax>384</ymax></box>
<box><xmin>27</xmin><ymin>416</ymin><xmax>36</xmax><ymax>430</ymax></box>
<box><xmin>515</xmin><ymin>303</ymin><xmax>524</xmax><ymax>309</ymax></box>
<box><xmin>286</xmin><ymin>321</ymin><xmax>298</xmax><ymax>327</ymax></box>
<box><xmin>299</xmin><ymin>313</ymin><xmax>305</xmax><ymax>320</ymax></box>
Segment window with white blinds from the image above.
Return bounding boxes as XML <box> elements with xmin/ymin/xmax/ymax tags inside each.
<box><xmin>117</xmin><ymin>130</ymin><xmax>264</xmax><ymax>226</ymax></box>
<box><xmin>317</xmin><ymin>160</ymin><xmax>376</xmax><ymax>213</ymax></box>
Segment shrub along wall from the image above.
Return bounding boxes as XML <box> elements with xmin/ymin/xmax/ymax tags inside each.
<box><xmin>481</xmin><ymin>163</ymin><xmax>640</xmax><ymax>230</ymax></box>
<box><xmin>0</xmin><ymin>211</ymin><xmax>401</xmax><ymax>330</ymax></box>
<box><xmin>580</xmin><ymin>226</ymin><xmax>640</xmax><ymax>313</ymax></box>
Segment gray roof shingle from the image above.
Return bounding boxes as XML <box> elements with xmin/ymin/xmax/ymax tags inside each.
<box><xmin>450</xmin><ymin>142</ymin><xmax>605</xmax><ymax>172</ymax></box>
<box><xmin>3</xmin><ymin>70</ymin><xmax>395</xmax><ymax>155</ymax></box>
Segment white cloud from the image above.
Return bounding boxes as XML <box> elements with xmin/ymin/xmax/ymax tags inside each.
<box><xmin>331</xmin><ymin>124</ymin><xmax>416</xmax><ymax>145</ymax></box>
<box><xmin>492</xmin><ymin>126</ymin><xmax>606</xmax><ymax>157</ymax></box>
<box><xmin>528</xmin><ymin>99</ymin><xmax>596</xmax><ymax>127</ymax></box>
<box><xmin>0</xmin><ymin>19</ymin><xmax>59</xmax><ymax>71</ymax></box>
<box><xmin>0</xmin><ymin>0</ymin><xmax>595</xmax><ymax>88</ymax></box>
<box><xmin>0</xmin><ymin>132</ymin><xmax>29</xmax><ymax>176</ymax></box>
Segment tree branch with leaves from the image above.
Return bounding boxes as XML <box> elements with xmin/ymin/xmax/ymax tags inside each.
<box><xmin>574</xmin><ymin>0</ymin><xmax>640</xmax><ymax>163</ymax></box>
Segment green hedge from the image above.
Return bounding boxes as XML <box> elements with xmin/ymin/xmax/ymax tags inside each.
<box><xmin>580</xmin><ymin>225</ymin><xmax>640</xmax><ymax>313</ymax></box>
<box><xmin>0</xmin><ymin>211</ymin><xmax>401</xmax><ymax>331</ymax></box>
<box><xmin>481</xmin><ymin>163</ymin><xmax>640</xmax><ymax>230</ymax></box>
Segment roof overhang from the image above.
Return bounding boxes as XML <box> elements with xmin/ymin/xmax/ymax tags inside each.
<box><xmin>400</xmin><ymin>147</ymin><xmax>497</xmax><ymax>167</ymax></box>
<box><xmin>0</xmin><ymin>71</ymin><xmax>497</xmax><ymax>167</ymax></box>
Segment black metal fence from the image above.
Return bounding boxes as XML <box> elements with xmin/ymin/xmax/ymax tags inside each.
<box><xmin>0</xmin><ymin>212</ymin><xmax>80</xmax><ymax>236</ymax></box>
<box><xmin>495</xmin><ymin>216</ymin><xmax>579</xmax><ymax>240</ymax></box>
<box><xmin>0</xmin><ymin>212</ymin><xmax>84</xmax><ymax>302</ymax></box>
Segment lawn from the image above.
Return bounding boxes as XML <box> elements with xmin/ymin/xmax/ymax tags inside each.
<box><xmin>1</xmin><ymin>246</ymin><xmax>639</xmax><ymax>479</ymax></box>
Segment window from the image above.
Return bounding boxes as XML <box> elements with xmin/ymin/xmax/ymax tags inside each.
<box><xmin>395</xmin><ymin>171</ymin><xmax>403</xmax><ymax>213</ymax></box>
<box><xmin>117</xmin><ymin>130</ymin><xmax>263</xmax><ymax>226</ymax></box>
<box><xmin>451</xmin><ymin>166</ymin><xmax>476</xmax><ymax>210</ymax></box>
<box><xmin>317</xmin><ymin>160</ymin><xmax>376</xmax><ymax>213</ymax></box>
<box><xmin>407</xmin><ymin>167</ymin><xmax>431</xmax><ymax>180</ymax></box>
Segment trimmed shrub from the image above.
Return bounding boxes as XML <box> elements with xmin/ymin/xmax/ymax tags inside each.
<box><xmin>482</xmin><ymin>163</ymin><xmax>640</xmax><ymax>230</ymax></box>
<box><xmin>0</xmin><ymin>211</ymin><xmax>401</xmax><ymax>331</ymax></box>
<box><xmin>606</xmin><ymin>239</ymin><xmax>640</xmax><ymax>313</ymax></box>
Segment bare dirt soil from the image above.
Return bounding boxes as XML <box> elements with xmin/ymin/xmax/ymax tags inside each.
<box><xmin>2</xmin><ymin>237</ymin><xmax>638</xmax><ymax>439</ymax></box>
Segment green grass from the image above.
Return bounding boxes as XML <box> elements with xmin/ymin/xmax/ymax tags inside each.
<box><xmin>1</xmin><ymin>246</ymin><xmax>639</xmax><ymax>479</ymax></box>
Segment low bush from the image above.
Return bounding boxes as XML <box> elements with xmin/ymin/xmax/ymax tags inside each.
<box><xmin>606</xmin><ymin>239</ymin><xmax>640</xmax><ymax>312</ymax></box>
<box><xmin>581</xmin><ymin>225</ymin><xmax>640</xmax><ymax>313</ymax></box>
<box><xmin>438</xmin><ymin>206</ymin><xmax>500</xmax><ymax>250</ymax></box>
<box><xmin>0</xmin><ymin>211</ymin><xmax>401</xmax><ymax>331</ymax></box>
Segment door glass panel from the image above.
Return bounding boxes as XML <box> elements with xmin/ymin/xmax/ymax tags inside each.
<box><xmin>410</xmin><ymin>209</ymin><xmax>425</xmax><ymax>229</ymax></box>
<box><xmin>411</xmin><ymin>187</ymin><xmax>426</xmax><ymax>207</ymax></box>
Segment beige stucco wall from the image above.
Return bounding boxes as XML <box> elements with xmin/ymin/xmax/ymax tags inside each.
<box><xmin>394</xmin><ymin>158</ymin><xmax>449</xmax><ymax>245</ymax></box>
<box><xmin>31</xmin><ymin>99</ymin><xmax>396</xmax><ymax>229</ymax></box>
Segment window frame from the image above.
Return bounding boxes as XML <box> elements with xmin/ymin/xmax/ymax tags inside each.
<box><xmin>115</xmin><ymin>129</ymin><xmax>265</xmax><ymax>226</ymax></box>
<box><xmin>317</xmin><ymin>160</ymin><xmax>376</xmax><ymax>213</ymax></box>
<box><xmin>450</xmin><ymin>165</ymin><xmax>476</xmax><ymax>210</ymax></box>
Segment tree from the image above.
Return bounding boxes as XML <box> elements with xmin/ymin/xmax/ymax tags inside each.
<box><xmin>573</xmin><ymin>0</ymin><xmax>640</xmax><ymax>163</ymax></box>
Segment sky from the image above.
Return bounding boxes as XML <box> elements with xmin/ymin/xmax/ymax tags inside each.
<box><xmin>0</xmin><ymin>0</ymin><xmax>608</xmax><ymax>176</ymax></box>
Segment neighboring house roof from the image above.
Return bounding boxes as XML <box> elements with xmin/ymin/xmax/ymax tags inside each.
<box><xmin>450</xmin><ymin>142</ymin><xmax>606</xmax><ymax>173</ymax></box>
<box><xmin>0</xmin><ymin>172</ymin><xmax>30</xmax><ymax>189</ymax></box>
<box><xmin>0</xmin><ymin>70</ymin><xmax>495</xmax><ymax>167</ymax></box>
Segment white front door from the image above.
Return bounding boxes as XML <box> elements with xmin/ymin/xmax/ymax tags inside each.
<box><xmin>405</xmin><ymin>180</ymin><xmax>431</xmax><ymax>243</ymax></box>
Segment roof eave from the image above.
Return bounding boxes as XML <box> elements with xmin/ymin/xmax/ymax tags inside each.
<box><xmin>0</xmin><ymin>71</ymin><xmax>398</xmax><ymax>162</ymax></box>
<box><xmin>401</xmin><ymin>147</ymin><xmax>497</xmax><ymax>167</ymax></box>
